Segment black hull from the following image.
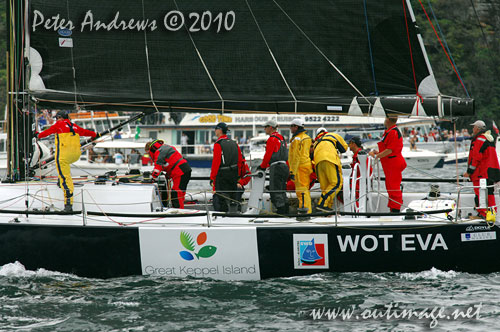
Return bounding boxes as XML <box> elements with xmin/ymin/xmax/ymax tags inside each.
<box><xmin>0</xmin><ymin>223</ymin><xmax>498</xmax><ymax>279</ymax></box>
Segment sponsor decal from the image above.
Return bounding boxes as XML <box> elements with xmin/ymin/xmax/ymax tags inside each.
<box><xmin>179</xmin><ymin>231</ymin><xmax>216</xmax><ymax>261</ymax></box>
<box><xmin>336</xmin><ymin>233</ymin><xmax>448</xmax><ymax>252</ymax></box>
<box><xmin>198</xmin><ymin>114</ymin><xmax>232</xmax><ymax>123</ymax></box>
<box><xmin>461</xmin><ymin>231</ymin><xmax>497</xmax><ymax>242</ymax></box>
<box><xmin>58</xmin><ymin>37</ymin><xmax>73</xmax><ymax>48</ymax></box>
<box><xmin>465</xmin><ymin>225</ymin><xmax>490</xmax><ymax>232</ymax></box>
<box><xmin>58</xmin><ymin>28</ymin><xmax>72</xmax><ymax>37</ymax></box>
<box><xmin>293</xmin><ymin>234</ymin><xmax>329</xmax><ymax>269</ymax></box>
<box><xmin>139</xmin><ymin>228</ymin><xmax>260</xmax><ymax>280</ymax></box>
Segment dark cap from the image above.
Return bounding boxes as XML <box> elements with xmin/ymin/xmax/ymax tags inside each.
<box><xmin>349</xmin><ymin>136</ymin><xmax>363</xmax><ymax>147</ymax></box>
<box><xmin>215</xmin><ymin>122</ymin><xmax>229</xmax><ymax>133</ymax></box>
<box><xmin>55</xmin><ymin>110</ymin><xmax>69</xmax><ymax>119</ymax></box>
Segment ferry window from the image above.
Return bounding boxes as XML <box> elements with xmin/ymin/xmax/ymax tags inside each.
<box><xmin>149</xmin><ymin>131</ymin><xmax>158</xmax><ymax>139</ymax></box>
<box><xmin>95</xmin><ymin>120</ymin><xmax>105</xmax><ymax>133</ymax></box>
<box><xmin>280</xmin><ymin>129</ymin><xmax>290</xmax><ymax>141</ymax></box>
<box><xmin>176</xmin><ymin>131</ymin><xmax>181</xmax><ymax>145</ymax></box>
<box><xmin>197</xmin><ymin>130</ymin><xmax>210</xmax><ymax>144</ymax></box>
<box><xmin>234</xmin><ymin>130</ymin><xmax>244</xmax><ymax>140</ymax></box>
<box><xmin>0</xmin><ymin>141</ymin><xmax>4</xmax><ymax>152</ymax></box>
<box><xmin>245</xmin><ymin>130</ymin><xmax>253</xmax><ymax>141</ymax></box>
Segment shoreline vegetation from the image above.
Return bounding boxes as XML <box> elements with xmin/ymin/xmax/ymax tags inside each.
<box><xmin>0</xmin><ymin>0</ymin><xmax>498</xmax><ymax>125</ymax></box>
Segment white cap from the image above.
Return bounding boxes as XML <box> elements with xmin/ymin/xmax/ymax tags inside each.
<box><xmin>315</xmin><ymin>127</ymin><xmax>327</xmax><ymax>136</ymax></box>
<box><xmin>291</xmin><ymin>118</ymin><xmax>304</xmax><ymax>127</ymax></box>
<box><xmin>470</xmin><ymin>120</ymin><xmax>486</xmax><ymax>129</ymax></box>
<box><xmin>264</xmin><ymin>119</ymin><xmax>278</xmax><ymax>128</ymax></box>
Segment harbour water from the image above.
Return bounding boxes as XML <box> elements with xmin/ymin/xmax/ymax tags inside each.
<box><xmin>1</xmin><ymin>163</ymin><xmax>498</xmax><ymax>331</ymax></box>
<box><xmin>0</xmin><ymin>263</ymin><xmax>497</xmax><ymax>331</ymax></box>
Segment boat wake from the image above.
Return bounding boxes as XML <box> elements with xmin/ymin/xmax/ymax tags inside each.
<box><xmin>397</xmin><ymin>267</ymin><xmax>458</xmax><ymax>280</ymax></box>
<box><xmin>0</xmin><ymin>261</ymin><xmax>73</xmax><ymax>279</ymax></box>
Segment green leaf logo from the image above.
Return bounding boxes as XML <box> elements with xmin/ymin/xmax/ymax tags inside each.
<box><xmin>179</xmin><ymin>231</ymin><xmax>217</xmax><ymax>261</ymax></box>
<box><xmin>180</xmin><ymin>231</ymin><xmax>195</xmax><ymax>251</ymax></box>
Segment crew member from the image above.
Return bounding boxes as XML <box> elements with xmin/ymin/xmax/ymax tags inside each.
<box><xmin>289</xmin><ymin>118</ymin><xmax>313</xmax><ymax>213</ymax></box>
<box><xmin>147</xmin><ymin>140</ymin><xmax>192</xmax><ymax>209</ymax></box>
<box><xmin>236</xmin><ymin>153</ymin><xmax>252</xmax><ymax>211</ymax></box>
<box><xmin>257</xmin><ymin>120</ymin><xmax>290</xmax><ymax>215</ymax></box>
<box><xmin>35</xmin><ymin>110</ymin><xmax>98</xmax><ymax>212</ymax></box>
<box><xmin>312</xmin><ymin>127</ymin><xmax>347</xmax><ymax>211</ymax></box>
<box><xmin>210</xmin><ymin>122</ymin><xmax>243</xmax><ymax>212</ymax></box>
<box><xmin>369</xmin><ymin>117</ymin><xmax>407</xmax><ymax>212</ymax></box>
<box><xmin>463</xmin><ymin>120</ymin><xmax>500</xmax><ymax>219</ymax></box>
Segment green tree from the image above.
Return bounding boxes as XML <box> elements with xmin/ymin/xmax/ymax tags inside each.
<box><xmin>413</xmin><ymin>0</ymin><xmax>500</xmax><ymax>126</ymax></box>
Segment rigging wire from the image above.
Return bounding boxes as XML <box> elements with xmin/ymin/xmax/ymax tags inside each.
<box><xmin>363</xmin><ymin>0</ymin><xmax>379</xmax><ymax>96</ymax></box>
<box><xmin>416</xmin><ymin>0</ymin><xmax>469</xmax><ymax>97</ymax></box>
<box><xmin>172</xmin><ymin>0</ymin><xmax>226</xmax><ymax>112</ymax></box>
<box><xmin>65</xmin><ymin>0</ymin><xmax>79</xmax><ymax>109</ymax></box>
<box><xmin>469</xmin><ymin>0</ymin><xmax>490</xmax><ymax>48</ymax></box>
<box><xmin>245</xmin><ymin>0</ymin><xmax>298</xmax><ymax>113</ymax></box>
<box><xmin>402</xmin><ymin>0</ymin><xmax>423</xmax><ymax>116</ymax></box>
<box><xmin>270</xmin><ymin>0</ymin><xmax>374</xmax><ymax>109</ymax></box>
<box><xmin>426</xmin><ymin>0</ymin><xmax>471</xmax><ymax>98</ymax></box>
<box><xmin>140</xmin><ymin>0</ymin><xmax>160</xmax><ymax>113</ymax></box>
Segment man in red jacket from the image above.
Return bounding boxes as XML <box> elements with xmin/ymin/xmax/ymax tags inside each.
<box><xmin>146</xmin><ymin>140</ymin><xmax>192</xmax><ymax>209</ymax></box>
<box><xmin>210</xmin><ymin>122</ymin><xmax>243</xmax><ymax>212</ymax></box>
<box><xmin>369</xmin><ymin>117</ymin><xmax>407</xmax><ymax>212</ymax></box>
<box><xmin>258</xmin><ymin>120</ymin><xmax>289</xmax><ymax>214</ymax></box>
<box><xmin>463</xmin><ymin>120</ymin><xmax>500</xmax><ymax>218</ymax></box>
<box><xmin>35</xmin><ymin>110</ymin><xmax>98</xmax><ymax>212</ymax></box>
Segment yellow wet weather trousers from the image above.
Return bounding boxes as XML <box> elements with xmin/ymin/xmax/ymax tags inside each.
<box><xmin>55</xmin><ymin>133</ymin><xmax>82</xmax><ymax>205</ymax></box>
<box><xmin>294</xmin><ymin>163</ymin><xmax>313</xmax><ymax>213</ymax></box>
<box><xmin>316</xmin><ymin>161</ymin><xmax>342</xmax><ymax>209</ymax></box>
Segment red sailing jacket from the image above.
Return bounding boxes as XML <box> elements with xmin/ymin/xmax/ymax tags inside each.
<box><xmin>260</xmin><ymin>132</ymin><xmax>288</xmax><ymax>169</ymax></box>
<box><xmin>467</xmin><ymin>133</ymin><xmax>500</xmax><ymax>181</ymax></box>
<box><xmin>350</xmin><ymin>149</ymin><xmax>372</xmax><ymax>188</ymax></box>
<box><xmin>38</xmin><ymin>119</ymin><xmax>96</xmax><ymax>139</ymax></box>
<box><xmin>151</xmin><ymin>145</ymin><xmax>187</xmax><ymax>179</ymax></box>
<box><xmin>210</xmin><ymin>135</ymin><xmax>243</xmax><ymax>182</ymax></box>
<box><xmin>377</xmin><ymin>125</ymin><xmax>403</xmax><ymax>159</ymax></box>
<box><xmin>239</xmin><ymin>158</ymin><xmax>251</xmax><ymax>186</ymax></box>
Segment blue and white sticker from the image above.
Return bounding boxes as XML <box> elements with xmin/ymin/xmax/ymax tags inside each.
<box><xmin>58</xmin><ymin>28</ymin><xmax>72</xmax><ymax>37</ymax></box>
<box><xmin>461</xmin><ymin>231</ymin><xmax>496</xmax><ymax>242</ymax></box>
<box><xmin>58</xmin><ymin>38</ymin><xmax>73</xmax><ymax>48</ymax></box>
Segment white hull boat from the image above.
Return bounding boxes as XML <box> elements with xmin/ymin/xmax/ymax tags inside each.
<box><xmin>3</xmin><ymin>0</ymin><xmax>486</xmax><ymax>281</ymax></box>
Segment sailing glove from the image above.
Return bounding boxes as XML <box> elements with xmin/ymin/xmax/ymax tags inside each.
<box><xmin>34</xmin><ymin>132</ymin><xmax>39</xmax><ymax>139</ymax></box>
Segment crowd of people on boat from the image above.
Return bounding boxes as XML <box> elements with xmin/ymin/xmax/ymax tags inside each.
<box><xmin>139</xmin><ymin>117</ymin><xmax>409</xmax><ymax>215</ymax></box>
<box><xmin>33</xmin><ymin>110</ymin><xmax>500</xmax><ymax>219</ymax></box>
<box><xmin>141</xmin><ymin>117</ymin><xmax>499</xmax><ymax>219</ymax></box>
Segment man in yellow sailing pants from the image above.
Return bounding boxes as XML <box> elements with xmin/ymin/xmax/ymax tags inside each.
<box><xmin>35</xmin><ymin>110</ymin><xmax>98</xmax><ymax>212</ymax></box>
<box><xmin>289</xmin><ymin>118</ymin><xmax>313</xmax><ymax>213</ymax></box>
<box><xmin>312</xmin><ymin>128</ymin><xmax>348</xmax><ymax>211</ymax></box>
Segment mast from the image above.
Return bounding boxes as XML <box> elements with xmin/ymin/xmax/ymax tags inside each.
<box><xmin>6</xmin><ymin>0</ymin><xmax>34</xmax><ymax>181</ymax></box>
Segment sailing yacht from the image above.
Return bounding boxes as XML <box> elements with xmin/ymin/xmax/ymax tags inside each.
<box><xmin>3</xmin><ymin>0</ymin><xmax>496</xmax><ymax>280</ymax></box>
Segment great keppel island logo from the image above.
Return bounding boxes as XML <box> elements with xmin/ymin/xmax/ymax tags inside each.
<box><xmin>179</xmin><ymin>231</ymin><xmax>217</xmax><ymax>261</ymax></box>
<box><xmin>293</xmin><ymin>234</ymin><xmax>329</xmax><ymax>269</ymax></box>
